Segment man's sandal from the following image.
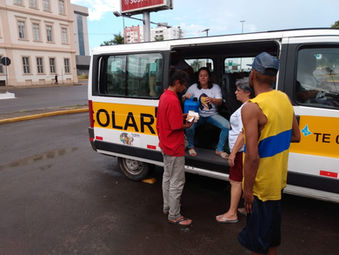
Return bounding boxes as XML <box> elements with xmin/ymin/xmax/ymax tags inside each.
<box><xmin>188</xmin><ymin>148</ymin><xmax>197</xmax><ymax>157</ymax></box>
<box><xmin>168</xmin><ymin>216</ymin><xmax>192</xmax><ymax>226</ymax></box>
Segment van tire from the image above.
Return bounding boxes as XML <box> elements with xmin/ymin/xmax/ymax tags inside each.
<box><xmin>118</xmin><ymin>157</ymin><xmax>150</xmax><ymax>181</ymax></box>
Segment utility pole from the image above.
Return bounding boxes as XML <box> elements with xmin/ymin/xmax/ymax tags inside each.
<box><xmin>143</xmin><ymin>12</ymin><xmax>151</xmax><ymax>42</ymax></box>
<box><xmin>240</xmin><ymin>20</ymin><xmax>246</xmax><ymax>71</ymax></box>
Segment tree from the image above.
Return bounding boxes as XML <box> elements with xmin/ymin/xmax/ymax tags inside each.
<box><xmin>154</xmin><ymin>35</ymin><xmax>164</xmax><ymax>41</ymax></box>
<box><xmin>101</xmin><ymin>33</ymin><xmax>124</xmax><ymax>46</ymax></box>
<box><xmin>331</xmin><ymin>20</ymin><xmax>339</xmax><ymax>28</ymax></box>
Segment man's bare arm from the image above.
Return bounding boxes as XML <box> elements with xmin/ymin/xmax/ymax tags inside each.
<box><xmin>241</xmin><ymin>102</ymin><xmax>260</xmax><ymax>213</ymax></box>
<box><xmin>291</xmin><ymin>113</ymin><xmax>301</xmax><ymax>142</ymax></box>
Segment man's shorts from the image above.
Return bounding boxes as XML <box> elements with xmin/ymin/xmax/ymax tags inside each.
<box><xmin>229</xmin><ymin>152</ymin><xmax>243</xmax><ymax>182</ymax></box>
<box><xmin>238</xmin><ymin>196</ymin><xmax>282</xmax><ymax>254</ymax></box>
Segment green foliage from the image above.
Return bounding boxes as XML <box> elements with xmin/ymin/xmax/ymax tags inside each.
<box><xmin>331</xmin><ymin>20</ymin><xmax>339</xmax><ymax>28</ymax></box>
<box><xmin>191</xmin><ymin>60</ymin><xmax>202</xmax><ymax>72</ymax></box>
<box><xmin>154</xmin><ymin>35</ymin><xmax>164</xmax><ymax>41</ymax></box>
<box><xmin>101</xmin><ymin>34</ymin><xmax>124</xmax><ymax>46</ymax></box>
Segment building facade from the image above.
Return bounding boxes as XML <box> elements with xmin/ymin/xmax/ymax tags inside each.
<box><xmin>124</xmin><ymin>25</ymin><xmax>143</xmax><ymax>44</ymax></box>
<box><xmin>72</xmin><ymin>3</ymin><xmax>90</xmax><ymax>76</ymax></box>
<box><xmin>123</xmin><ymin>25</ymin><xmax>184</xmax><ymax>44</ymax></box>
<box><xmin>0</xmin><ymin>0</ymin><xmax>78</xmax><ymax>86</ymax></box>
<box><xmin>151</xmin><ymin>25</ymin><xmax>183</xmax><ymax>41</ymax></box>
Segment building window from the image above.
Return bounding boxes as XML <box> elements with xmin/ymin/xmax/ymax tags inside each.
<box><xmin>76</xmin><ymin>14</ymin><xmax>85</xmax><ymax>56</ymax></box>
<box><xmin>42</xmin><ymin>0</ymin><xmax>50</xmax><ymax>11</ymax></box>
<box><xmin>64</xmin><ymin>58</ymin><xmax>70</xmax><ymax>73</ymax></box>
<box><xmin>32</xmin><ymin>23</ymin><xmax>40</xmax><ymax>41</ymax></box>
<box><xmin>59</xmin><ymin>0</ymin><xmax>65</xmax><ymax>15</ymax></box>
<box><xmin>14</xmin><ymin>0</ymin><xmax>23</xmax><ymax>6</ymax></box>
<box><xmin>29</xmin><ymin>0</ymin><xmax>37</xmax><ymax>8</ymax></box>
<box><xmin>22</xmin><ymin>57</ymin><xmax>30</xmax><ymax>74</ymax></box>
<box><xmin>18</xmin><ymin>21</ymin><xmax>25</xmax><ymax>39</ymax></box>
<box><xmin>36</xmin><ymin>57</ymin><xmax>44</xmax><ymax>74</ymax></box>
<box><xmin>61</xmin><ymin>27</ymin><xmax>68</xmax><ymax>44</ymax></box>
<box><xmin>49</xmin><ymin>58</ymin><xmax>56</xmax><ymax>73</ymax></box>
<box><xmin>46</xmin><ymin>25</ymin><xmax>53</xmax><ymax>42</ymax></box>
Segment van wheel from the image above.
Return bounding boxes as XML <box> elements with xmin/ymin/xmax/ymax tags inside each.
<box><xmin>118</xmin><ymin>157</ymin><xmax>150</xmax><ymax>181</ymax></box>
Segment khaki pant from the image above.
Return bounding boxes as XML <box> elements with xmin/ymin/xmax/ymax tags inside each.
<box><xmin>162</xmin><ymin>154</ymin><xmax>185</xmax><ymax>221</ymax></box>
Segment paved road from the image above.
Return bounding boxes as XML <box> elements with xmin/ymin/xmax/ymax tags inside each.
<box><xmin>0</xmin><ymin>113</ymin><xmax>339</xmax><ymax>255</ymax></box>
<box><xmin>0</xmin><ymin>85</ymin><xmax>88</xmax><ymax>119</ymax></box>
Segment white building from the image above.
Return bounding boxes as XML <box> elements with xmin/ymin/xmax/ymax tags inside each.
<box><xmin>151</xmin><ymin>25</ymin><xmax>183</xmax><ymax>41</ymax></box>
<box><xmin>0</xmin><ymin>0</ymin><xmax>78</xmax><ymax>86</ymax></box>
<box><xmin>124</xmin><ymin>25</ymin><xmax>184</xmax><ymax>43</ymax></box>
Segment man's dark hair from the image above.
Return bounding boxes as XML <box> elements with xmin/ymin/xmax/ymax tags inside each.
<box><xmin>197</xmin><ymin>67</ymin><xmax>213</xmax><ymax>89</ymax></box>
<box><xmin>253</xmin><ymin>70</ymin><xmax>276</xmax><ymax>87</ymax></box>
<box><xmin>169</xmin><ymin>69</ymin><xmax>189</xmax><ymax>87</ymax></box>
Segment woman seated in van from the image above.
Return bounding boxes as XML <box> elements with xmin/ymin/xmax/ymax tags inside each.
<box><xmin>183</xmin><ymin>67</ymin><xmax>230</xmax><ymax>158</ymax></box>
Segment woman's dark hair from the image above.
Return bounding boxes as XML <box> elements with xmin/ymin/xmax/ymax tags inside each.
<box><xmin>197</xmin><ymin>67</ymin><xmax>213</xmax><ymax>89</ymax></box>
<box><xmin>169</xmin><ymin>68</ymin><xmax>189</xmax><ymax>87</ymax></box>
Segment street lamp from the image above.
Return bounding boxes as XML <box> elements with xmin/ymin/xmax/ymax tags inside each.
<box><xmin>240</xmin><ymin>20</ymin><xmax>246</xmax><ymax>33</ymax></box>
<box><xmin>240</xmin><ymin>20</ymin><xmax>246</xmax><ymax>71</ymax></box>
<box><xmin>202</xmin><ymin>28</ymin><xmax>209</xmax><ymax>37</ymax></box>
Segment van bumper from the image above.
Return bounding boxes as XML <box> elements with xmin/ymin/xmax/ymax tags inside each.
<box><xmin>88</xmin><ymin>127</ymin><xmax>97</xmax><ymax>151</ymax></box>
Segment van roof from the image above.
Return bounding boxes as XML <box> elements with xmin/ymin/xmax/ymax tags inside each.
<box><xmin>92</xmin><ymin>28</ymin><xmax>339</xmax><ymax>55</ymax></box>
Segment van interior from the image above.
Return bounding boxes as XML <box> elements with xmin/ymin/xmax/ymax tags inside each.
<box><xmin>170</xmin><ymin>40</ymin><xmax>280</xmax><ymax>172</ymax></box>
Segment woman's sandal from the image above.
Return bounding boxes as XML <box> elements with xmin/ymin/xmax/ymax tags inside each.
<box><xmin>188</xmin><ymin>148</ymin><xmax>197</xmax><ymax>157</ymax></box>
<box><xmin>216</xmin><ymin>151</ymin><xmax>229</xmax><ymax>159</ymax></box>
<box><xmin>168</xmin><ymin>216</ymin><xmax>192</xmax><ymax>226</ymax></box>
<box><xmin>216</xmin><ymin>214</ymin><xmax>239</xmax><ymax>224</ymax></box>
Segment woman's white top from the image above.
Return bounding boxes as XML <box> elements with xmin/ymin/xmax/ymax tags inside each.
<box><xmin>228</xmin><ymin>103</ymin><xmax>246</xmax><ymax>151</ymax></box>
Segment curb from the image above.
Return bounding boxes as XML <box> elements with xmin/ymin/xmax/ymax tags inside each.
<box><xmin>0</xmin><ymin>108</ymin><xmax>88</xmax><ymax>125</ymax></box>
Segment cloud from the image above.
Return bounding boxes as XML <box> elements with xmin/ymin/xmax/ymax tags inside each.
<box><xmin>71</xmin><ymin>0</ymin><xmax>120</xmax><ymax>21</ymax></box>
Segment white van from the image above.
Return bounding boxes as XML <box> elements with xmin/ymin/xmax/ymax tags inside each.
<box><xmin>88</xmin><ymin>29</ymin><xmax>339</xmax><ymax>203</ymax></box>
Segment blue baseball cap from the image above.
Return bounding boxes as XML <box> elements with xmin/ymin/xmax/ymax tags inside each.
<box><xmin>252</xmin><ymin>52</ymin><xmax>279</xmax><ymax>76</ymax></box>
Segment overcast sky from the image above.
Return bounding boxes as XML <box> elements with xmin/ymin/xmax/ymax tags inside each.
<box><xmin>70</xmin><ymin>0</ymin><xmax>339</xmax><ymax>52</ymax></box>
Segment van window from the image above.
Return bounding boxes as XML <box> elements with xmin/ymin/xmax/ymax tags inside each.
<box><xmin>296</xmin><ymin>48</ymin><xmax>339</xmax><ymax>108</ymax></box>
<box><xmin>224</xmin><ymin>57</ymin><xmax>254</xmax><ymax>73</ymax></box>
<box><xmin>100</xmin><ymin>53</ymin><xmax>163</xmax><ymax>98</ymax></box>
<box><xmin>186</xmin><ymin>58</ymin><xmax>214</xmax><ymax>72</ymax></box>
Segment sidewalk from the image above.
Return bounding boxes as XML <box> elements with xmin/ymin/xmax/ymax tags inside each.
<box><xmin>0</xmin><ymin>106</ymin><xmax>88</xmax><ymax>124</ymax></box>
<box><xmin>0</xmin><ymin>80</ymin><xmax>88</xmax><ymax>92</ymax></box>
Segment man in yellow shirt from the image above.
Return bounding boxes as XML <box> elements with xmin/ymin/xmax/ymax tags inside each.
<box><xmin>238</xmin><ymin>52</ymin><xmax>300</xmax><ymax>255</ymax></box>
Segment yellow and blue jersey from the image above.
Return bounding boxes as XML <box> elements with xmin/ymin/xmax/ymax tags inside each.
<box><xmin>244</xmin><ymin>90</ymin><xmax>294</xmax><ymax>201</ymax></box>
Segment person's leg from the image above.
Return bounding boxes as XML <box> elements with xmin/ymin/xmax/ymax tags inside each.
<box><xmin>185</xmin><ymin>122</ymin><xmax>197</xmax><ymax>149</ymax></box>
<box><xmin>185</xmin><ymin>117</ymin><xmax>204</xmax><ymax>149</ymax></box>
<box><xmin>224</xmin><ymin>180</ymin><xmax>242</xmax><ymax>219</ymax></box>
<box><xmin>162</xmin><ymin>153</ymin><xmax>173</xmax><ymax>214</ymax></box>
<box><xmin>206</xmin><ymin>114</ymin><xmax>229</xmax><ymax>152</ymax></box>
<box><xmin>168</xmin><ymin>156</ymin><xmax>186</xmax><ymax>221</ymax></box>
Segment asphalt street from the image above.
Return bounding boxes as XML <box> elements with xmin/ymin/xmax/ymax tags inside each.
<box><xmin>0</xmin><ymin>113</ymin><xmax>338</xmax><ymax>255</ymax></box>
<box><xmin>0</xmin><ymin>84</ymin><xmax>88</xmax><ymax>119</ymax></box>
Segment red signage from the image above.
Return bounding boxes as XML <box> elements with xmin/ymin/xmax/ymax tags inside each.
<box><xmin>121</xmin><ymin>0</ymin><xmax>171</xmax><ymax>14</ymax></box>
